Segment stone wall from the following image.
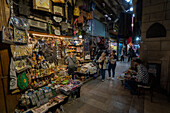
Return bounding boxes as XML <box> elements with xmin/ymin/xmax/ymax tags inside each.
<box><xmin>140</xmin><ymin>0</ymin><xmax>170</xmax><ymax>94</ymax></box>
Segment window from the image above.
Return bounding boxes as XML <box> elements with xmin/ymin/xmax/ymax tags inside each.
<box><xmin>146</xmin><ymin>23</ymin><xmax>166</xmax><ymax>38</ymax></box>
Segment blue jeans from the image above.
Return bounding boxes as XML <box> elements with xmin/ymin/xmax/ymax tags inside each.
<box><xmin>100</xmin><ymin>69</ymin><xmax>106</xmax><ymax>80</ymax></box>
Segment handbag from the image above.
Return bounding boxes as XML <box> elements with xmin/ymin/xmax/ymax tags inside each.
<box><xmin>74</xmin><ymin>6</ymin><xmax>80</xmax><ymax>16</ymax></box>
<box><xmin>2</xmin><ymin>26</ymin><xmax>13</xmax><ymax>44</ymax></box>
<box><xmin>33</xmin><ymin>0</ymin><xmax>52</xmax><ymax>12</ymax></box>
<box><xmin>78</xmin><ymin>13</ymin><xmax>84</xmax><ymax>23</ymax></box>
<box><xmin>86</xmin><ymin>11</ymin><xmax>93</xmax><ymax>20</ymax></box>
<box><xmin>53</xmin><ymin>6</ymin><xmax>63</xmax><ymax>16</ymax></box>
<box><xmin>52</xmin><ymin>0</ymin><xmax>64</xmax><ymax>3</ymax></box>
<box><xmin>61</xmin><ymin>22</ymin><xmax>68</xmax><ymax>31</ymax></box>
<box><xmin>13</xmin><ymin>27</ymin><xmax>28</xmax><ymax>44</ymax></box>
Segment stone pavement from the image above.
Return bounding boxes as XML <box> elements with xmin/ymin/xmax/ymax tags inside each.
<box><xmin>63</xmin><ymin>61</ymin><xmax>170</xmax><ymax>113</ymax></box>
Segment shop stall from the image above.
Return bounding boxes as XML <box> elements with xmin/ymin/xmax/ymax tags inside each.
<box><xmin>0</xmin><ymin>0</ymin><xmax>98</xmax><ymax>112</ymax></box>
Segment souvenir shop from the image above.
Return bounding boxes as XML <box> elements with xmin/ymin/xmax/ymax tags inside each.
<box><xmin>0</xmin><ymin>0</ymin><xmax>98</xmax><ymax>113</ymax></box>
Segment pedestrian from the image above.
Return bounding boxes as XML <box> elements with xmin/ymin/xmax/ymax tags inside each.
<box><xmin>98</xmin><ymin>51</ymin><xmax>107</xmax><ymax>82</ymax></box>
<box><xmin>128</xmin><ymin>47</ymin><xmax>133</xmax><ymax>62</ymax></box>
<box><xmin>120</xmin><ymin>48</ymin><xmax>124</xmax><ymax>62</ymax></box>
<box><xmin>108</xmin><ymin>50</ymin><xmax>117</xmax><ymax>80</ymax></box>
<box><xmin>66</xmin><ymin>52</ymin><xmax>77</xmax><ymax>80</ymax></box>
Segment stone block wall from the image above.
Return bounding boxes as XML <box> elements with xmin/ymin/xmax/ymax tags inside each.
<box><xmin>140</xmin><ymin>0</ymin><xmax>170</xmax><ymax>94</ymax></box>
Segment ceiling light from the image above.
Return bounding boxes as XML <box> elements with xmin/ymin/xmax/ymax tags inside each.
<box><xmin>136</xmin><ymin>37</ymin><xmax>140</xmax><ymax>41</ymax></box>
<box><xmin>105</xmin><ymin>14</ymin><xmax>108</xmax><ymax>17</ymax></box>
<box><xmin>108</xmin><ymin>17</ymin><xmax>111</xmax><ymax>20</ymax></box>
<box><xmin>133</xmin><ymin>14</ymin><xmax>135</xmax><ymax>17</ymax></box>
<box><xmin>125</xmin><ymin>0</ymin><xmax>130</xmax><ymax>3</ymax></box>
<box><xmin>130</xmin><ymin>7</ymin><xmax>133</xmax><ymax>11</ymax></box>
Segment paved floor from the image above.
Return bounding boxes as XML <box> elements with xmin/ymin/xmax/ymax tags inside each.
<box><xmin>63</xmin><ymin>61</ymin><xmax>170</xmax><ymax>113</ymax></box>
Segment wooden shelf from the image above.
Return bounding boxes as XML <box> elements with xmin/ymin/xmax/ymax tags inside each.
<box><xmin>31</xmin><ymin>72</ymin><xmax>54</xmax><ymax>80</ymax></box>
<box><xmin>68</xmin><ymin>45</ymin><xmax>83</xmax><ymax>47</ymax></box>
<box><xmin>28</xmin><ymin>31</ymin><xmax>73</xmax><ymax>39</ymax></box>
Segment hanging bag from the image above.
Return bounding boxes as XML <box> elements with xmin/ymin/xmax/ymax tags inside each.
<box><xmin>53</xmin><ymin>6</ymin><xmax>64</xmax><ymax>16</ymax></box>
<box><xmin>2</xmin><ymin>26</ymin><xmax>13</xmax><ymax>44</ymax></box>
<box><xmin>86</xmin><ymin>11</ymin><xmax>93</xmax><ymax>20</ymax></box>
<box><xmin>74</xmin><ymin>6</ymin><xmax>80</xmax><ymax>16</ymax></box>
<box><xmin>52</xmin><ymin>0</ymin><xmax>65</xmax><ymax>3</ymax></box>
<box><xmin>78</xmin><ymin>13</ymin><xmax>84</xmax><ymax>23</ymax></box>
<box><xmin>13</xmin><ymin>27</ymin><xmax>28</xmax><ymax>44</ymax></box>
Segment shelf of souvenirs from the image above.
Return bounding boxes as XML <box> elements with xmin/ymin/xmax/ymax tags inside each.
<box><xmin>66</xmin><ymin>51</ymin><xmax>83</xmax><ymax>53</ymax></box>
<box><xmin>68</xmin><ymin>45</ymin><xmax>83</xmax><ymax>47</ymax></box>
<box><xmin>20</xmin><ymin>94</ymin><xmax>68</xmax><ymax>113</ymax></box>
<box><xmin>15</xmin><ymin>80</ymin><xmax>82</xmax><ymax>113</ymax></box>
<box><xmin>28</xmin><ymin>31</ymin><xmax>73</xmax><ymax>39</ymax></box>
<box><xmin>30</xmin><ymin>71</ymin><xmax>55</xmax><ymax>80</ymax></box>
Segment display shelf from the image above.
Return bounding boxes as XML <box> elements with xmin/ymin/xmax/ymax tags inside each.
<box><xmin>33</xmin><ymin>83</ymin><xmax>49</xmax><ymax>90</ymax></box>
<box><xmin>68</xmin><ymin>45</ymin><xmax>83</xmax><ymax>47</ymax></box>
<box><xmin>23</xmin><ymin>95</ymin><xmax>68</xmax><ymax>113</ymax></box>
<box><xmin>31</xmin><ymin>72</ymin><xmax>54</xmax><ymax>80</ymax></box>
<box><xmin>67</xmin><ymin>51</ymin><xmax>83</xmax><ymax>53</ymax></box>
<box><xmin>67</xmin><ymin>47</ymin><xmax>76</xmax><ymax>49</ymax></box>
<box><xmin>16</xmin><ymin>66</ymin><xmax>31</xmax><ymax>73</ymax></box>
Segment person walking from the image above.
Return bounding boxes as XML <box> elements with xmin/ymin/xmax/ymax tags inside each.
<box><xmin>98</xmin><ymin>51</ymin><xmax>107</xmax><ymax>82</ymax></box>
<box><xmin>108</xmin><ymin>50</ymin><xmax>117</xmax><ymax>80</ymax></box>
<box><xmin>128</xmin><ymin>47</ymin><xmax>133</xmax><ymax>62</ymax></box>
<box><xmin>66</xmin><ymin>52</ymin><xmax>77</xmax><ymax>80</ymax></box>
<box><xmin>120</xmin><ymin>48</ymin><xmax>125</xmax><ymax>62</ymax></box>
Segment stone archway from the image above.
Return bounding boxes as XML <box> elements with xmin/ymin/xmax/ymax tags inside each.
<box><xmin>146</xmin><ymin>23</ymin><xmax>166</xmax><ymax>38</ymax></box>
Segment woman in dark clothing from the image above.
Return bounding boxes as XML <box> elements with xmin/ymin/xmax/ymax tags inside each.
<box><xmin>128</xmin><ymin>47</ymin><xmax>134</xmax><ymax>62</ymax></box>
<box><xmin>108</xmin><ymin>50</ymin><xmax>117</xmax><ymax>80</ymax></box>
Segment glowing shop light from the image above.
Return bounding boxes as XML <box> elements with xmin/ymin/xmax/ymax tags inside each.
<box><xmin>125</xmin><ymin>0</ymin><xmax>130</xmax><ymax>3</ymax></box>
<box><xmin>79</xmin><ymin>35</ymin><xmax>82</xmax><ymax>38</ymax></box>
<box><xmin>130</xmin><ymin>7</ymin><xmax>133</xmax><ymax>11</ymax></box>
<box><xmin>136</xmin><ymin>37</ymin><xmax>140</xmax><ymax>41</ymax></box>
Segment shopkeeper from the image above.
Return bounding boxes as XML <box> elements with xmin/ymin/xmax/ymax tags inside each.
<box><xmin>128</xmin><ymin>59</ymin><xmax>149</xmax><ymax>94</ymax></box>
<box><xmin>66</xmin><ymin>52</ymin><xmax>77</xmax><ymax>80</ymax></box>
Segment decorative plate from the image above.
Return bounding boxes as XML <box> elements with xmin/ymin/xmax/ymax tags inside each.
<box><xmin>17</xmin><ymin>72</ymin><xmax>29</xmax><ymax>90</ymax></box>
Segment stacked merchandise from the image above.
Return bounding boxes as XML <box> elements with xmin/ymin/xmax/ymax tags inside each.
<box><xmin>16</xmin><ymin>79</ymin><xmax>81</xmax><ymax>113</ymax></box>
<box><xmin>6</xmin><ymin>35</ymin><xmax>83</xmax><ymax>112</ymax></box>
<box><xmin>0</xmin><ymin>0</ymin><xmax>96</xmax><ymax>112</ymax></box>
<box><xmin>76</xmin><ymin>62</ymin><xmax>97</xmax><ymax>80</ymax></box>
